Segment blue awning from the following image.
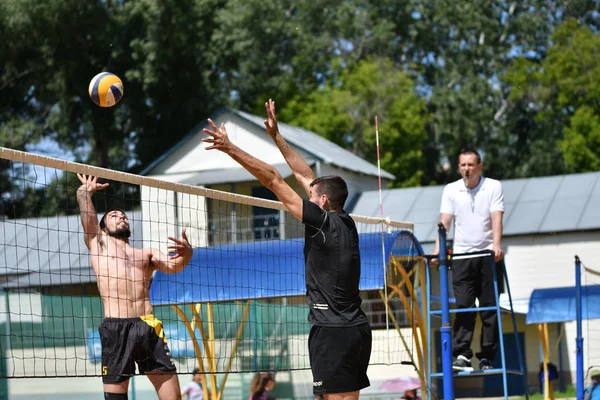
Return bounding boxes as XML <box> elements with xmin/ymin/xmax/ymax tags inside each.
<box><xmin>150</xmin><ymin>230</ymin><xmax>423</xmax><ymax>306</ymax></box>
<box><xmin>526</xmin><ymin>285</ymin><xmax>600</xmax><ymax>324</ymax></box>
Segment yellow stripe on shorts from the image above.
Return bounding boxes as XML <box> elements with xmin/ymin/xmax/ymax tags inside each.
<box><xmin>140</xmin><ymin>314</ymin><xmax>168</xmax><ymax>343</ymax></box>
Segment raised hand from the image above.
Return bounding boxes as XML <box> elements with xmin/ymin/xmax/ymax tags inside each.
<box><xmin>167</xmin><ymin>228</ymin><xmax>193</xmax><ymax>261</ymax></box>
<box><xmin>76</xmin><ymin>174</ymin><xmax>109</xmax><ymax>194</ymax></box>
<box><xmin>202</xmin><ymin>119</ymin><xmax>233</xmax><ymax>152</ymax></box>
<box><xmin>263</xmin><ymin>98</ymin><xmax>279</xmax><ymax>139</ymax></box>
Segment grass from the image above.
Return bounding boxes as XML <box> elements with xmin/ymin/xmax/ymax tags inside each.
<box><xmin>516</xmin><ymin>385</ymin><xmax>577</xmax><ymax>400</ymax></box>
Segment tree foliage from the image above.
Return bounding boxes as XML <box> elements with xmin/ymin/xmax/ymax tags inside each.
<box><xmin>506</xmin><ymin>18</ymin><xmax>600</xmax><ymax>173</ymax></box>
<box><xmin>1</xmin><ymin>0</ymin><xmax>600</xmax><ymax>218</ymax></box>
<box><xmin>281</xmin><ymin>59</ymin><xmax>428</xmax><ymax>187</ymax></box>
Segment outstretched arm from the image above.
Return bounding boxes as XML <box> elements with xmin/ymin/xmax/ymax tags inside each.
<box><xmin>264</xmin><ymin>99</ymin><xmax>315</xmax><ymax>196</ymax></box>
<box><xmin>76</xmin><ymin>174</ymin><xmax>109</xmax><ymax>250</ymax></box>
<box><xmin>203</xmin><ymin>119</ymin><xmax>304</xmax><ymax>221</ymax></box>
<box><xmin>150</xmin><ymin>229</ymin><xmax>193</xmax><ymax>274</ymax></box>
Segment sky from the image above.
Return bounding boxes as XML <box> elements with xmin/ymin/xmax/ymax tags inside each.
<box><xmin>24</xmin><ymin>137</ymin><xmax>77</xmax><ymax>186</ymax></box>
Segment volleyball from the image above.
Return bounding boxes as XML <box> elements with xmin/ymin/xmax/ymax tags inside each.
<box><xmin>88</xmin><ymin>72</ymin><xmax>124</xmax><ymax>107</ymax></box>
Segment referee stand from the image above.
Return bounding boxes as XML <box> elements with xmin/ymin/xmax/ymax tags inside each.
<box><xmin>425</xmin><ymin>223</ymin><xmax>529</xmax><ymax>400</ymax></box>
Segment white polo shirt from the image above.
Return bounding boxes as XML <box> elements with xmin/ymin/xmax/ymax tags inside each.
<box><xmin>440</xmin><ymin>176</ymin><xmax>504</xmax><ymax>253</ymax></box>
<box><xmin>181</xmin><ymin>382</ymin><xmax>203</xmax><ymax>400</ymax></box>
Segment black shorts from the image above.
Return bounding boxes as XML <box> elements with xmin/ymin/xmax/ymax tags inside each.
<box><xmin>451</xmin><ymin>252</ymin><xmax>505</xmax><ymax>294</ymax></box>
<box><xmin>99</xmin><ymin>314</ymin><xmax>176</xmax><ymax>383</ymax></box>
<box><xmin>308</xmin><ymin>323</ymin><xmax>372</xmax><ymax>394</ymax></box>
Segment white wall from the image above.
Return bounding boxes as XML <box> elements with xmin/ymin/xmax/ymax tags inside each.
<box><xmin>176</xmin><ymin>191</ymin><xmax>209</xmax><ymax>249</ymax></box>
<box><xmin>0</xmin><ymin>293</ymin><xmax>42</xmax><ymax>324</ymax></box>
<box><xmin>141</xmin><ymin>186</ymin><xmax>208</xmax><ymax>252</ymax></box>
<box><xmin>502</xmin><ymin>232</ymin><xmax>600</xmax><ymax>386</ymax></box>
<box><xmin>561</xmin><ymin>318</ymin><xmax>600</xmax><ymax>385</ymax></box>
<box><xmin>503</xmin><ymin>231</ymin><xmax>600</xmax><ymax>302</ymax></box>
<box><xmin>140</xmin><ymin>111</ymin><xmax>389</xmax><ymax>247</ymax></box>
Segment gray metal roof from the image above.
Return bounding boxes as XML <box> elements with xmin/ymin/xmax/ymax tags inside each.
<box><xmin>3</xmin><ymin>171</ymin><xmax>597</xmax><ymax>288</ymax></box>
<box><xmin>350</xmin><ymin>171</ymin><xmax>600</xmax><ymax>243</ymax></box>
<box><xmin>0</xmin><ymin>211</ymin><xmax>143</xmax><ymax>281</ymax></box>
<box><xmin>2</xmin><ymin>267</ymin><xmax>98</xmax><ymax>289</ymax></box>
<box><xmin>141</xmin><ymin>107</ymin><xmax>394</xmax><ymax>181</ymax></box>
<box><xmin>232</xmin><ymin>109</ymin><xmax>395</xmax><ymax>180</ymax></box>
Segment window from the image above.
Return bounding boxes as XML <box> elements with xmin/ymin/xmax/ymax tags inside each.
<box><xmin>252</xmin><ymin>187</ymin><xmax>280</xmax><ymax>240</ymax></box>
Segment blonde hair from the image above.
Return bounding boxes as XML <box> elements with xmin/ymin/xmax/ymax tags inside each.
<box><xmin>249</xmin><ymin>372</ymin><xmax>274</xmax><ymax>398</ymax></box>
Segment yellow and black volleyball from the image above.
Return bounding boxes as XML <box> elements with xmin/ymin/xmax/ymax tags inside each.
<box><xmin>88</xmin><ymin>72</ymin><xmax>124</xmax><ymax>107</ymax></box>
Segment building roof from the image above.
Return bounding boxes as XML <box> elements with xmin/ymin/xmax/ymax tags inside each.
<box><xmin>3</xmin><ymin>171</ymin><xmax>598</xmax><ymax>290</ymax></box>
<box><xmin>141</xmin><ymin>107</ymin><xmax>394</xmax><ymax>181</ymax></box>
<box><xmin>150</xmin><ymin>162</ymin><xmax>312</xmax><ymax>186</ymax></box>
<box><xmin>231</xmin><ymin>109</ymin><xmax>395</xmax><ymax>180</ymax></box>
<box><xmin>526</xmin><ymin>284</ymin><xmax>600</xmax><ymax>324</ymax></box>
<box><xmin>2</xmin><ymin>267</ymin><xmax>98</xmax><ymax>289</ymax></box>
<box><xmin>350</xmin><ymin>171</ymin><xmax>600</xmax><ymax>243</ymax></box>
<box><xmin>0</xmin><ymin>211</ymin><xmax>143</xmax><ymax>283</ymax></box>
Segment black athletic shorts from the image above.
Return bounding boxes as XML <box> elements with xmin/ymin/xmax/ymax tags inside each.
<box><xmin>308</xmin><ymin>323</ymin><xmax>372</xmax><ymax>394</ymax></box>
<box><xmin>99</xmin><ymin>314</ymin><xmax>176</xmax><ymax>383</ymax></box>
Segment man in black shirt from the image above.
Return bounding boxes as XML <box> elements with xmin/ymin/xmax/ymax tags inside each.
<box><xmin>203</xmin><ymin>99</ymin><xmax>371</xmax><ymax>400</ymax></box>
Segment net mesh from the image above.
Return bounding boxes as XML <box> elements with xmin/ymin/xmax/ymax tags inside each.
<box><xmin>0</xmin><ymin>147</ymin><xmax>418</xmax><ymax>379</ymax></box>
<box><xmin>582</xmin><ymin>261</ymin><xmax>600</xmax><ymax>379</ymax></box>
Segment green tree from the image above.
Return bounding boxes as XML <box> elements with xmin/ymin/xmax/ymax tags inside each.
<box><xmin>0</xmin><ymin>0</ymin><xmax>138</xmax><ymax>217</ymax></box>
<box><xmin>1</xmin><ymin>0</ymin><xmax>226</xmax><ymax>172</ymax></box>
<box><xmin>0</xmin><ymin>0</ymin><xmax>142</xmax><ymax>199</ymax></box>
<box><xmin>407</xmin><ymin>0</ymin><xmax>597</xmax><ymax>181</ymax></box>
<box><xmin>2</xmin><ymin>0</ymin><xmax>599</xmax><ymax>218</ymax></box>
<box><xmin>561</xmin><ymin>107</ymin><xmax>600</xmax><ymax>171</ymax></box>
<box><xmin>506</xmin><ymin>18</ymin><xmax>600</xmax><ymax>173</ymax></box>
<box><xmin>280</xmin><ymin>59</ymin><xmax>429</xmax><ymax>187</ymax></box>
<box><xmin>0</xmin><ymin>0</ymin><xmax>226</xmax><ymax>217</ymax></box>
<box><xmin>0</xmin><ymin>0</ymin><xmax>47</xmax><ymax>203</ymax></box>
<box><xmin>120</xmin><ymin>0</ymin><xmax>225</xmax><ymax>170</ymax></box>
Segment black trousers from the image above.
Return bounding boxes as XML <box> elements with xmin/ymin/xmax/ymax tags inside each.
<box><xmin>451</xmin><ymin>254</ymin><xmax>503</xmax><ymax>360</ymax></box>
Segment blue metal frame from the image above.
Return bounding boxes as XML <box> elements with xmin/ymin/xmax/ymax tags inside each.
<box><xmin>426</xmin><ymin>253</ymin><xmax>433</xmax><ymax>398</ymax></box>
<box><xmin>575</xmin><ymin>255</ymin><xmax>584</xmax><ymax>400</ymax></box>
<box><xmin>438</xmin><ymin>223</ymin><xmax>455</xmax><ymax>400</ymax></box>
<box><xmin>426</xmin><ymin>224</ymin><xmax>529</xmax><ymax>400</ymax></box>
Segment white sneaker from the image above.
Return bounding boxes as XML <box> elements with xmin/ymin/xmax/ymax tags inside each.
<box><xmin>452</xmin><ymin>355</ymin><xmax>474</xmax><ymax>372</ymax></box>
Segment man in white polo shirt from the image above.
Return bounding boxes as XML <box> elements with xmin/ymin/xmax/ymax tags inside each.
<box><xmin>434</xmin><ymin>147</ymin><xmax>504</xmax><ymax>372</ymax></box>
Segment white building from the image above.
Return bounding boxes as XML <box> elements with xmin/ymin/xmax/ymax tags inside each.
<box><xmin>139</xmin><ymin>107</ymin><xmax>394</xmax><ymax>252</ymax></box>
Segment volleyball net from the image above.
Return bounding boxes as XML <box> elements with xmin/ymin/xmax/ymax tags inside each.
<box><xmin>0</xmin><ymin>147</ymin><xmax>424</xmax><ymax>379</ymax></box>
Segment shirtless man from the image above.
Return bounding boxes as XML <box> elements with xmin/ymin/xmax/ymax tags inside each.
<box><xmin>76</xmin><ymin>174</ymin><xmax>193</xmax><ymax>400</ymax></box>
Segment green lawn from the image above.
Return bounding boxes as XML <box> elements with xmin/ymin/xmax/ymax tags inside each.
<box><xmin>516</xmin><ymin>385</ymin><xmax>576</xmax><ymax>400</ymax></box>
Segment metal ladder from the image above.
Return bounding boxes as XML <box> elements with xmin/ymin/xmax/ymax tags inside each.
<box><xmin>425</xmin><ymin>223</ymin><xmax>529</xmax><ymax>399</ymax></box>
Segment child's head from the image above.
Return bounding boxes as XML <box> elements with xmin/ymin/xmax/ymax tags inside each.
<box><xmin>249</xmin><ymin>371</ymin><xmax>275</xmax><ymax>395</ymax></box>
<box><xmin>192</xmin><ymin>367</ymin><xmax>202</xmax><ymax>383</ymax></box>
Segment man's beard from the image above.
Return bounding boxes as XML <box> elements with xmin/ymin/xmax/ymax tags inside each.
<box><xmin>107</xmin><ymin>227</ymin><xmax>131</xmax><ymax>239</ymax></box>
